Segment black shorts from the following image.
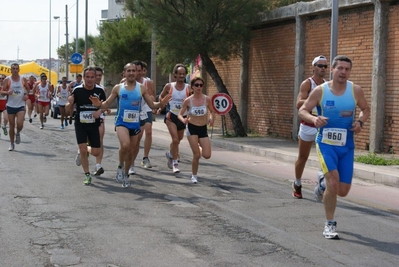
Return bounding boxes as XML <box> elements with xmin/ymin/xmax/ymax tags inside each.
<box><xmin>186</xmin><ymin>123</ymin><xmax>208</xmax><ymax>138</ymax></box>
<box><xmin>140</xmin><ymin>111</ymin><xmax>153</xmax><ymax>127</ymax></box>
<box><xmin>165</xmin><ymin>112</ymin><xmax>186</xmax><ymax>131</ymax></box>
<box><xmin>116</xmin><ymin>125</ymin><xmax>141</xmax><ymax>136</ymax></box>
<box><xmin>75</xmin><ymin>123</ymin><xmax>101</xmax><ymax>148</ymax></box>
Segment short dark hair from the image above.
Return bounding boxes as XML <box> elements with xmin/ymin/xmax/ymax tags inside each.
<box><xmin>95</xmin><ymin>66</ymin><xmax>103</xmax><ymax>74</ymax></box>
<box><xmin>132</xmin><ymin>60</ymin><xmax>144</xmax><ymax>69</ymax></box>
<box><xmin>83</xmin><ymin>67</ymin><xmax>96</xmax><ymax>77</ymax></box>
<box><xmin>332</xmin><ymin>55</ymin><xmax>352</xmax><ymax>69</ymax></box>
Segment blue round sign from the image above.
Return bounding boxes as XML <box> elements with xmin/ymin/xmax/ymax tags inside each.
<box><xmin>71</xmin><ymin>53</ymin><xmax>83</xmax><ymax>64</ymax></box>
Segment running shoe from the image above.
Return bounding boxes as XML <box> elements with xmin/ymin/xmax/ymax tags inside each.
<box><xmin>122</xmin><ymin>174</ymin><xmax>130</xmax><ymax>188</ymax></box>
<box><xmin>292</xmin><ymin>181</ymin><xmax>302</xmax><ymax>199</ymax></box>
<box><xmin>60</xmin><ymin>125</ymin><xmax>64</xmax><ymax>130</ymax></box>
<box><xmin>83</xmin><ymin>173</ymin><xmax>92</xmax><ymax>185</ymax></box>
<box><xmin>128</xmin><ymin>166</ymin><xmax>135</xmax><ymax>175</ymax></box>
<box><xmin>43</xmin><ymin>116</ymin><xmax>47</xmax><ymax>123</ymax></box>
<box><xmin>65</xmin><ymin>120</ymin><xmax>68</xmax><ymax>126</ymax></box>
<box><xmin>9</xmin><ymin>143</ymin><xmax>15</xmax><ymax>151</ymax></box>
<box><xmin>29</xmin><ymin>118</ymin><xmax>32</xmax><ymax>123</ymax></box>
<box><xmin>191</xmin><ymin>176</ymin><xmax>198</xmax><ymax>184</ymax></box>
<box><xmin>323</xmin><ymin>221</ymin><xmax>340</xmax><ymax>239</ymax></box>
<box><xmin>34</xmin><ymin>113</ymin><xmax>37</xmax><ymax>118</ymax></box>
<box><xmin>75</xmin><ymin>149</ymin><xmax>81</xmax><ymax>166</ymax></box>
<box><xmin>116</xmin><ymin>166</ymin><xmax>124</xmax><ymax>182</ymax></box>
<box><xmin>93</xmin><ymin>166</ymin><xmax>104</xmax><ymax>176</ymax></box>
<box><xmin>2</xmin><ymin>127</ymin><xmax>7</xmax><ymax>136</ymax></box>
<box><xmin>173</xmin><ymin>164</ymin><xmax>180</xmax><ymax>174</ymax></box>
<box><xmin>15</xmin><ymin>133</ymin><xmax>21</xmax><ymax>144</ymax></box>
<box><xmin>141</xmin><ymin>157</ymin><xmax>152</xmax><ymax>168</ymax></box>
<box><xmin>165</xmin><ymin>152</ymin><xmax>173</xmax><ymax>169</ymax></box>
<box><xmin>314</xmin><ymin>170</ymin><xmax>325</xmax><ymax>202</ymax></box>
<box><xmin>69</xmin><ymin>117</ymin><xmax>73</xmax><ymax>125</ymax></box>
<box><xmin>40</xmin><ymin>125</ymin><xmax>44</xmax><ymax>129</ymax></box>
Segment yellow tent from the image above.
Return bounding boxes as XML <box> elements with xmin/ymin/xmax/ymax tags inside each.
<box><xmin>0</xmin><ymin>62</ymin><xmax>58</xmax><ymax>85</ymax></box>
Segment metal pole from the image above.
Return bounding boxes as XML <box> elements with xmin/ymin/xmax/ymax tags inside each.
<box><xmin>84</xmin><ymin>0</ymin><xmax>88</xmax><ymax>67</ymax></box>
<box><xmin>76</xmin><ymin>0</ymin><xmax>79</xmax><ymax>52</ymax></box>
<box><xmin>330</xmin><ymin>0</ymin><xmax>339</xmax><ymax>79</ymax></box>
<box><xmin>49</xmin><ymin>0</ymin><xmax>52</xmax><ymax>85</ymax></box>
<box><xmin>151</xmin><ymin>30</ymin><xmax>156</xmax><ymax>86</ymax></box>
<box><xmin>54</xmin><ymin>16</ymin><xmax>60</xmax><ymax>80</ymax></box>
<box><xmin>66</xmin><ymin>5</ymin><xmax>69</xmax><ymax>80</ymax></box>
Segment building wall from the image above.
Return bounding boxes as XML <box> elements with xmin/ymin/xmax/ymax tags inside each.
<box><xmin>210</xmin><ymin>3</ymin><xmax>394</xmax><ymax>151</ymax></box>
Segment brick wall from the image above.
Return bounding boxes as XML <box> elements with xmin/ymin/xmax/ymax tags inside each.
<box><xmin>385</xmin><ymin>5</ymin><xmax>399</xmax><ymax>153</ymax></box>
<box><xmin>208</xmin><ymin>4</ymin><xmax>399</xmax><ymax>152</ymax></box>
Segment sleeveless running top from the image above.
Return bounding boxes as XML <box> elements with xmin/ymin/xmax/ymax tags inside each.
<box><xmin>6</xmin><ymin>77</ymin><xmax>26</xmax><ymax>108</ymax></box>
<box><xmin>37</xmin><ymin>82</ymin><xmax>51</xmax><ymax>102</ymax></box>
<box><xmin>115</xmin><ymin>82</ymin><xmax>142</xmax><ymax>130</ymax></box>
<box><xmin>316</xmin><ymin>81</ymin><xmax>356</xmax><ymax>148</ymax></box>
<box><xmin>169</xmin><ymin>82</ymin><xmax>190</xmax><ymax>116</ymax></box>
<box><xmin>188</xmin><ymin>96</ymin><xmax>207</xmax><ymax>116</ymax></box>
<box><xmin>58</xmin><ymin>84</ymin><xmax>69</xmax><ymax>105</ymax></box>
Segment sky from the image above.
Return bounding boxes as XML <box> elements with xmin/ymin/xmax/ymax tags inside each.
<box><xmin>0</xmin><ymin>0</ymin><xmax>108</xmax><ymax>61</ymax></box>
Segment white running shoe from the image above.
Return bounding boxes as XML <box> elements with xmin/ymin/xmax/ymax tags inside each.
<box><xmin>173</xmin><ymin>164</ymin><xmax>180</xmax><ymax>173</ymax></box>
<box><xmin>75</xmin><ymin>149</ymin><xmax>81</xmax><ymax>166</ymax></box>
<box><xmin>141</xmin><ymin>157</ymin><xmax>152</xmax><ymax>168</ymax></box>
<box><xmin>9</xmin><ymin>143</ymin><xmax>15</xmax><ymax>151</ymax></box>
<box><xmin>165</xmin><ymin>152</ymin><xmax>173</xmax><ymax>169</ymax></box>
<box><xmin>314</xmin><ymin>170</ymin><xmax>325</xmax><ymax>202</ymax></box>
<box><xmin>191</xmin><ymin>176</ymin><xmax>198</xmax><ymax>184</ymax></box>
<box><xmin>122</xmin><ymin>174</ymin><xmax>130</xmax><ymax>188</ymax></box>
<box><xmin>128</xmin><ymin>166</ymin><xmax>135</xmax><ymax>175</ymax></box>
<box><xmin>116</xmin><ymin>167</ymin><xmax>124</xmax><ymax>182</ymax></box>
<box><xmin>323</xmin><ymin>221</ymin><xmax>340</xmax><ymax>239</ymax></box>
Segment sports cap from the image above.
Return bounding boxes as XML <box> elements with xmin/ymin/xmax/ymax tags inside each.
<box><xmin>312</xmin><ymin>55</ymin><xmax>327</xmax><ymax>66</ymax></box>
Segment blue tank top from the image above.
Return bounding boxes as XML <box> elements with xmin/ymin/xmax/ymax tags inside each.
<box><xmin>115</xmin><ymin>83</ymin><xmax>141</xmax><ymax>130</ymax></box>
<box><xmin>316</xmin><ymin>81</ymin><xmax>356</xmax><ymax>148</ymax></box>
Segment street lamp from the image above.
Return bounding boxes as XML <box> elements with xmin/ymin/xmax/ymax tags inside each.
<box><xmin>54</xmin><ymin>16</ymin><xmax>61</xmax><ymax>79</ymax></box>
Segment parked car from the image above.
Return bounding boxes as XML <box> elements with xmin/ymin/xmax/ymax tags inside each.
<box><xmin>50</xmin><ymin>95</ymin><xmax>60</xmax><ymax>119</ymax></box>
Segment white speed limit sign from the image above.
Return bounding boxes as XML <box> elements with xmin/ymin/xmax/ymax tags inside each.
<box><xmin>212</xmin><ymin>93</ymin><xmax>233</xmax><ymax>115</ymax></box>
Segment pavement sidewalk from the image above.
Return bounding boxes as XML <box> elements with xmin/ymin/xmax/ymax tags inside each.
<box><xmin>149</xmin><ymin>114</ymin><xmax>399</xmax><ymax>189</ymax></box>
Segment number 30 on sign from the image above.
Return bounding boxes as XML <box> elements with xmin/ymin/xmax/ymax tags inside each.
<box><xmin>212</xmin><ymin>93</ymin><xmax>233</xmax><ymax>115</ymax></box>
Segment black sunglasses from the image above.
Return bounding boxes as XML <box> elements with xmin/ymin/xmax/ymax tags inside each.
<box><xmin>315</xmin><ymin>64</ymin><xmax>328</xmax><ymax>69</ymax></box>
<box><xmin>193</xmin><ymin>83</ymin><xmax>204</xmax><ymax>87</ymax></box>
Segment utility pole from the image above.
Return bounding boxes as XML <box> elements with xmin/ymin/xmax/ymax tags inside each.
<box><xmin>49</xmin><ymin>0</ymin><xmax>52</xmax><ymax>85</ymax></box>
<box><xmin>330</xmin><ymin>0</ymin><xmax>339</xmax><ymax>79</ymax></box>
<box><xmin>76</xmin><ymin>0</ymin><xmax>79</xmax><ymax>52</ymax></box>
<box><xmin>84</xmin><ymin>0</ymin><xmax>88</xmax><ymax>67</ymax></box>
<box><xmin>66</xmin><ymin>5</ymin><xmax>69</xmax><ymax>79</ymax></box>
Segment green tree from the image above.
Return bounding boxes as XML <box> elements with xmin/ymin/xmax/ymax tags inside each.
<box><xmin>94</xmin><ymin>17</ymin><xmax>152</xmax><ymax>74</ymax></box>
<box><xmin>57</xmin><ymin>36</ymin><xmax>97</xmax><ymax>63</ymax></box>
<box><xmin>125</xmin><ymin>0</ymin><xmax>272</xmax><ymax>137</ymax></box>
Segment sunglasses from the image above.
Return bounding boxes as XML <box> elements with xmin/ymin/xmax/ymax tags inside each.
<box><xmin>315</xmin><ymin>64</ymin><xmax>328</xmax><ymax>69</ymax></box>
<box><xmin>193</xmin><ymin>83</ymin><xmax>204</xmax><ymax>87</ymax></box>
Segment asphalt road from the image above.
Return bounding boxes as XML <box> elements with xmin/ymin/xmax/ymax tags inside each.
<box><xmin>0</xmin><ymin>115</ymin><xmax>398</xmax><ymax>267</ymax></box>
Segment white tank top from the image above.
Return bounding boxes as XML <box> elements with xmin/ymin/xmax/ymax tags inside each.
<box><xmin>6</xmin><ymin>77</ymin><xmax>26</xmax><ymax>108</ymax></box>
<box><xmin>140</xmin><ymin>78</ymin><xmax>153</xmax><ymax>113</ymax></box>
<box><xmin>0</xmin><ymin>85</ymin><xmax>7</xmax><ymax>101</ymax></box>
<box><xmin>58</xmin><ymin>85</ymin><xmax>69</xmax><ymax>105</ymax></box>
<box><xmin>37</xmin><ymin>82</ymin><xmax>51</xmax><ymax>102</ymax></box>
<box><xmin>169</xmin><ymin>82</ymin><xmax>190</xmax><ymax>116</ymax></box>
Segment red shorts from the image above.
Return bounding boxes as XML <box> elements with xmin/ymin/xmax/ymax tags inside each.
<box><xmin>38</xmin><ymin>101</ymin><xmax>50</xmax><ymax>107</ymax></box>
<box><xmin>0</xmin><ymin>100</ymin><xmax>6</xmax><ymax>111</ymax></box>
<box><xmin>28</xmin><ymin>94</ymin><xmax>35</xmax><ymax>103</ymax></box>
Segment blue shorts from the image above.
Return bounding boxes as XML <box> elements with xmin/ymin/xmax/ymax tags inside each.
<box><xmin>140</xmin><ymin>111</ymin><xmax>153</xmax><ymax>126</ymax></box>
<box><xmin>316</xmin><ymin>142</ymin><xmax>354</xmax><ymax>184</ymax></box>
<box><xmin>6</xmin><ymin>106</ymin><xmax>25</xmax><ymax>114</ymax></box>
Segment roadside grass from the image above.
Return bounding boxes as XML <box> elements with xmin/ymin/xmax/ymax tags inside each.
<box><xmin>355</xmin><ymin>153</ymin><xmax>399</xmax><ymax>165</ymax></box>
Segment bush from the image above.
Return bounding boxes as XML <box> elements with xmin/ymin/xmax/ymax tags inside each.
<box><xmin>355</xmin><ymin>153</ymin><xmax>399</xmax><ymax>165</ymax></box>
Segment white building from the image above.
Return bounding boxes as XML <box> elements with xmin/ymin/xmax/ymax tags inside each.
<box><xmin>102</xmin><ymin>0</ymin><xmax>127</xmax><ymax>21</ymax></box>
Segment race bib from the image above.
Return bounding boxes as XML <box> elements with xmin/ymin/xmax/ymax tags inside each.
<box><xmin>321</xmin><ymin>128</ymin><xmax>347</xmax><ymax>146</ymax></box>
<box><xmin>170</xmin><ymin>100</ymin><xmax>182</xmax><ymax>113</ymax></box>
<box><xmin>80</xmin><ymin>111</ymin><xmax>95</xmax><ymax>123</ymax></box>
<box><xmin>191</xmin><ymin>107</ymin><xmax>206</xmax><ymax>116</ymax></box>
<box><xmin>140</xmin><ymin>111</ymin><xmax>148</xmax><ymax>120</ymax></box>
<box><xmin>123</xmin><ymin>110</ymin><xmax>139</xmax><ymax>123</ymax></box>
